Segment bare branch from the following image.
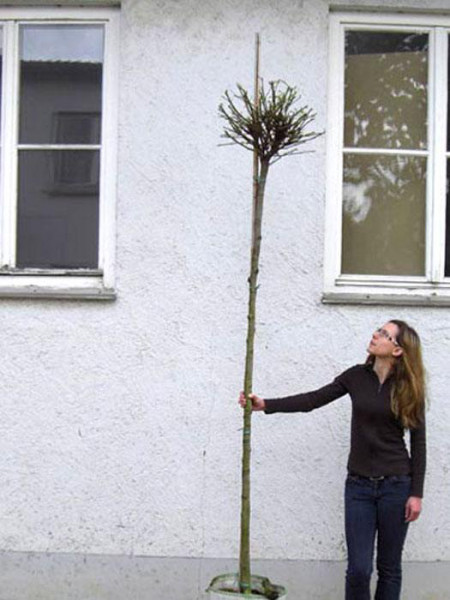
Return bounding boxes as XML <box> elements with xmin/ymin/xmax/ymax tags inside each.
<box><xmin>219</xmin><ymin>79</ymin><xmax>323</xmax><ymax>165</ymax></box>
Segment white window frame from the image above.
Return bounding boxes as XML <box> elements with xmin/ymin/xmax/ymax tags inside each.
<box><xmin>0</xmin><ymin>6</ymin><xmax>119</xmax><ymax>299</ymax></box>
<box><xmin>324</xmin><ymin>12</ymin><xmax>450</xmax><ymax>306</ymax></box>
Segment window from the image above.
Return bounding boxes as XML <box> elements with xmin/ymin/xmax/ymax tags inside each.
<box><xmin>325</xmin><ymin>13</ymin><xmax>450</xmax><ymax>305</ymax></box>
<box><xmin>0</xmin><ymin>7</ymin><xmax>118</xmax><ymax>298</ymax></box>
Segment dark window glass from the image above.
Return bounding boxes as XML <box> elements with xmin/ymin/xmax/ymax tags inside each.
<box><xmin>0</xmin><ymin>28</ymin><xmax>3</xmax><ymax>137</ymax></box>
<box><xmin>54</xmin><ymin>112</ymin><xmax>101</xmax><ymax>145</ymax></box>
<box><xmin>16</xmin><ymin>151</ymin><xmax>99</xmax><ymax>269</ymax></box>
<box><xmin>448</xmin><ymin>35</ymin><xmax>450</xmax><ymax>153</ymax></box>
<box><xmin>446</xmin><ymin>39</ymin><xmax>450</xmax><ymax>277</ymax></box>
<box><xmin>16</xmin><ymin>25</ymin><xmax>103</xmax><ymax>271</ymax></box>
<box><xmin>19</xmin><ymin>25</ymin><xmax>103</xmax><ymax>144</ymax></box>
<box><xmin>446</xmin><ymin>159</ymin><xmax>450</xmax><ymax>277</ymax></box>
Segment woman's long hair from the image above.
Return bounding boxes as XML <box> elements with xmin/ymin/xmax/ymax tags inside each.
<box><xmin>368</xmin><ymin>320</ymin><xmax>426</xmax><ymax>429</ymax></box>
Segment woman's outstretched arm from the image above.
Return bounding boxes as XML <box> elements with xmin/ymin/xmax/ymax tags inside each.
<box><xmin>239</xmin><ymin>368</ymin><xmax>354</xmax><ymax>414</ymax></box>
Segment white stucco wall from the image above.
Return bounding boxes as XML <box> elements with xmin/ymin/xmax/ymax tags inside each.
<box><xmin>0</xmin><ymin>0</ymin><xmax>449</xmax><ymax>571</ymax></box>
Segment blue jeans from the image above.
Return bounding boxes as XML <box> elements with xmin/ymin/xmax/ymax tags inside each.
<box><xmin>345</xmin><ymin>474</ymin><xmax>411</xmax><ymax>600</ymax></box>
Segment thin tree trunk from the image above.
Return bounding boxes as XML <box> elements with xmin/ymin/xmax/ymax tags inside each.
<box><xmin>251</xmin><ymin>33</ymin><xmax>260</xmax><ymax>249</ymax></box>
<box><xmin>239</xmin><ymin>158</ymin><xmax>270</xmax><ymax>595</ymax></box>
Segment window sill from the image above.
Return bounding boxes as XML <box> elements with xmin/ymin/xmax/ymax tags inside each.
<box><xmin>0</xmin><ymin>1</ymin><xmax>120</xmax><ymax>6</ymax></box>
<box><xmin>0</xmin><ymin>272</ymin><xmax>115</xmax><ymax>300</ymax></box>
<box><xmin>322</xmin><ymin>283</ymin><xmax>450</xmax><ymax>307</ymax></box>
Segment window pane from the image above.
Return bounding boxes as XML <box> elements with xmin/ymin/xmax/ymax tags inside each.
<box><xmin>446</xmin><ymin>42</ymin><xmax>450</xmax><ymax>277</ymax></box>
<box><xmin>342</xmin><ymin>154</ymin><xmax>426</xmax><ymax>276</ymax></box>
<box><xmin>344</xmin><ymin>31</ymin><xmax>428</xmax><ymax>150</ymax></box>
<box><xmin>17</xmin><ymin>151</ymin><xmax>99</xmax><ymax>269</ymax></box>
<box><xmin>19</xmin><ymin>25</ymin><xmax>104</xmax><ymax>144</ymax></box>
<box><xmin>0</xmin><ymin>27</ymin><xmax>3</xmax><ymax>136</ymax></box>
<box><xmin>448</xmin><ymin>35</ymin><xmax>450</xmax><ymax>152</ymax></box>
<box><xmin>445</xmin><ymin>159</ymin><xmax>450</xmax><ymax>277</ymax></box>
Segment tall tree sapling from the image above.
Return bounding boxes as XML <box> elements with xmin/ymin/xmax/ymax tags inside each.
<box><xmin>218</xmin><ymin>70</ymin><xmax>321</xmax><ymax>596</ymax></box>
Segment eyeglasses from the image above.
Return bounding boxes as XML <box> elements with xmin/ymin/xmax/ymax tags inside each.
<box><xmin>375</xmin><ymin>327</ymin><xmax>400</xmax><ymax>347</ymax></box>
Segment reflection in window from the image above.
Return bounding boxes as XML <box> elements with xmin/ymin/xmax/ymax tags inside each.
<box><xmin>0</xmin><ymin>28</ymin><xmax>3</xmax><ymax>137</ymax></box>
<box><xmin>54</xmin><ymin>111</ymin><xmax>101</xmax><ymax>145</ymax></box>
<box><xmin>344</xmin><ymin>31</ymin><xmax>428</xmax><ymax>150</ymax></box>
<box><xmin>17</xmin><ymin>25</ymin><xmax>104</xmax><ymax>269</ymax></box>
<box><xmin>446</xmin><ymin>41</ymin><xmax>450</xmax><ymax>278</ymax></box>
<box><xmin>53</xmin><ymin>150</ymin><xmax>100</xmax><ymax>195</ymax></box>
<box><xmin>17</xmin><ymin>151</ymin><xmax>99</xmax><ymax>269</ymax></box>
<box><xmin>19</xmin><ymin>25</ymin><xmax>103</xmax><ymax>144</ymax></box>
<box><xmin>342</xmin><ymin>30</ymin><xmax>428</xmax><ymax>278</ymax></box>
<box><xmin>446</xmin><ymin>164</ymin><xmax>450</xmax><ymax>278</ymax></box>
<box><xmin>342</xmin><ymin>154</ymin><xmax>426</xmax><ymax>276</ymax></box>
<box><xmin>52</xmin><ymin>113</ymin><xmax>101</xmax><ymax>195</ymax></box>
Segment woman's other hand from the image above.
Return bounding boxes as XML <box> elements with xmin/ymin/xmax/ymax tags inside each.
<box><xmin>405</xmin><ymin>496</ymin><xmax>422</xmax><ymax>522</ymax></box>
<box><xmin>239</xmin><ymin>391</ymin><xmax>266</xmax><ymax>411</ymax></box>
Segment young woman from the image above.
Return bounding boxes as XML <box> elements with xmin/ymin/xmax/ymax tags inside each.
<box><xmin>240</xmin><ymin>320</ymin><xmax>426</xmax><ymax>600</ymax></box>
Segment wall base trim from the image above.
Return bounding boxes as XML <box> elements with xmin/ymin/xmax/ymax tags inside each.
<box><xmin>0</xmin><ymin>552</ymin><xmax>449</xmax><ymax>599</ymax></box>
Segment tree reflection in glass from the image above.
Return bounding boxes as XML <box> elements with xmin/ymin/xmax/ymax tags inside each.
<box><xmin>345</xmin><ymin>31</ymin><xmax>428</xmax><ymax>150</ymax></box>
<box><xmin>342</xmin><ymin>154</ymin><xmax>426</xmax><ymax>276</ymax></box>
<box><xmin>342</xmin><ymin>31</ymin><xmax>428</xmax><ymax>277</ymax></box>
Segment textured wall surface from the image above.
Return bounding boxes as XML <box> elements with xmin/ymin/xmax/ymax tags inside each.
<box><xmin>0</xmin><ymin>0</ymin><xmax>449</xmax><ymax>578</ymax></box>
